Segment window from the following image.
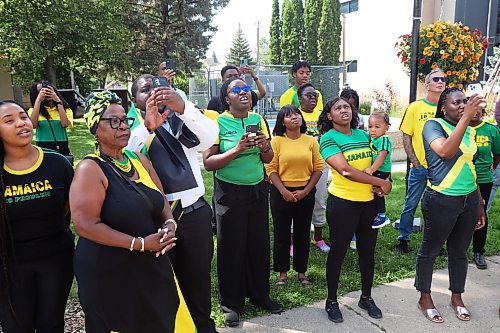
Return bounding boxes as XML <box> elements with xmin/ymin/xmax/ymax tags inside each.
<box><xmin>347</xmin><ymin>60</ymin><xmax>357</xmax><ymax>73</ymax></box>
<box><xmin>340</xmin><ymin>0</ymin><xmax>359</xmax><ymax>14</ymax></box>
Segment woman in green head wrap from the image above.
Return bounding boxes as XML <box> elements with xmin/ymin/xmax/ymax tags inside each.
<box><xmin>71</xmin><ymin>91</ymin><xmax>196</xmax><ymax>332</ymax></box>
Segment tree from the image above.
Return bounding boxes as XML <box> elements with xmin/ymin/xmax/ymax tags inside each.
<box><xmin>304</xmin><ymin>0</ymin><xmax>322</xmax><ymax>64</ymax></box>
<box><xmin>226</xmin><ymin>24</ymin><xmax>254</xmax><ymax>66</ymax></box>
<box><xmin>291</xmin><ymin>0</ymin><xmax>305</xmax><ymax>59</ymax></box>
<box><xmin>0</xmin><ymin>0</ymin><xmax>131</xmax><ymax>91</ymax></box>
<box><xmin>317</xmin><ymin>0</ymin><xmax>341</xmax><ymax>65</ymax></box>
<box><xmin>128</xmin><ymin>0</ymin><xmax>229</xmax><ymax>76</ymax></box>
<box><xmin>281</xmin><ymin>0</ymin><xmax>301</xmax><ymax>64</ymax></box>
<box><xmin>269</xmin><ymin>0</ymin><xmax>281</xmax><ymax>64</ymax></box>
<box><xmin>485</xmin><ymin>45</ymin><xmax>500</xmax><ymax>76</ymax></box>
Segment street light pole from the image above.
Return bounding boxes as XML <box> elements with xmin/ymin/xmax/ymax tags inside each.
<box><xmin>342</xmin><ymin>14</ymin><xmax>347</xmax><ymax>87</ymax></box>
<box><xmin>409</xmin><ymin>0</ymin><xmax>422</xmax><ymax>103</ymax></box>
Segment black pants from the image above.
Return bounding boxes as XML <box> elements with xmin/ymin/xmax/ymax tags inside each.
<box><xmin>270</xmin><ymin>185</ymin><xmax>315</xmax><ymax>274</ymax></box>
<box><xmin>215</xmin><ymin>178</ymin><xmax>271</xmax><ymax>313</ymax></box>
<box><xmin>473</xmin><ymin>182</ymin><xmax>493</xmax><ymax>254</ymax></box>
<box><xmin>415</xmin><ymin>188</ymin><xmax>479</xmax><ymax>293</ymax></box>
<box><xmin>325</xmin><ymin>195</ymin><xmax>378</xmax><ymax>300</ymax></box>
<box><xmin>373</xmin><ymin>170</ymin><xmax>391</xmax><ymax>214</ymax></box>
<box><xmin>168</xmin><ymin>200</ymin><xmax>216</xmax><ymax>333</ymax></box>
<box><xmin>0</xmin><ymin>252</ymin><xmax>73</xmax><ymax>333</ymax></box>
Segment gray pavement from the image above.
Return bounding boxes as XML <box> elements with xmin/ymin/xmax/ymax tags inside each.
<box><xmin>220</xmin><ymin>256</ymin><xmax>500</xmax><ymax>333</ymax></box>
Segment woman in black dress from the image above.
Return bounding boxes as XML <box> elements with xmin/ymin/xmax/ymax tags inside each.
<box><xmin>71</xmin><ymin>91</ymin><xmax>195</xmax><ymax>332</ymax></box>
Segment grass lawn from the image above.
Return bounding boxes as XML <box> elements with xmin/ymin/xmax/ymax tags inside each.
<box><xmin>69</xmin><ymin>120</ymin><xmax>500</xmax><ymax>327</ymax></box>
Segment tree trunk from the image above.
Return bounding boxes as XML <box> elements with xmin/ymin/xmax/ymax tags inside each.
<box><xmin>44</xmin><ymin>38</ymin><xmax>57</xmax><ymax>84</ymax></box>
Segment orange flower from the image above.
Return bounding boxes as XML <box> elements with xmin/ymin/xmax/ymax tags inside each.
<box><xmin>442</xmin><ymin>53</ymin><xmax>450</xmax><ymax>59</ymax></box>
<box><xmin>426</xmin><ymin>31</ymin><xmax>435</xmax><ymax>38</ymax></box>
<box><xmin>432</xmin><ymin>63</ymin><xmax>439</xmax><ymax>70</ymax></box>
<box><xmin>446</xmin><ymin>70</ymin><xmax>452</xmax><ymax>75</ymax></box>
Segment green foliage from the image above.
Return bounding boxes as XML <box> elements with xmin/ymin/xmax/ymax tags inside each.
<box><xmin>226</xmin><ymin>24</ymin><xmax>254</xmax><ymax>66</ymax></box>
<box><xmin>485</xmin><ymin>45</ymin><xmax>500</xmax><ymax>76</ymax></box>
<box><xmin>293</xmin><ymin>0</ymin><xmax>305</xmax><ymax>59</ymax></box>
<box><xmin>359</xmin><ymin>101</ymin><xmax>372</xmax><ymax>115</ymax></box>
<box><xmin>317</xmin><ymin>0</ymin><xmax>341</xmax><ymax>65</ymax></box>
<box><xmin>304</xmin><ymin>0</ymin><xmax>323</xmax><ymax>64</ymax></box>
<box><xmin>281</xmin><ymin>0</ymin><xmax>301</xmax><ymax>64</ymax></box>
<box><xmin>258</xmin><ymin>37</ymin><xmax>271</xmax><ymax>65</ymax></box>
<box><xmin>269</xmin><ymin>0</ymin><xmax>281</xmax><ymax>65</ymax></box>
<box><xmin>0</xmin><ymin>0</ymin><xmax>131</xmax><ymax>93</ymax></box>
<box><xmin>128</xmin><ymin>0</ymin><xmax>229</xmax><ymax>77</ymax></box>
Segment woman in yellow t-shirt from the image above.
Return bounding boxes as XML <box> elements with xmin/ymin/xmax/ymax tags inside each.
<box><xmin>318</xmin><ymin>97</ymin><xmax>392</xmax><ymax>324</ymax></box>
<box><xmin>266</xmin><ymin>105</ymin><xmax>324</xmax><ymax>288</ymax></box>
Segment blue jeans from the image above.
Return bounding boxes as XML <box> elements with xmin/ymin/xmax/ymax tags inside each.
<box><xmin>486</xmin><ymin>164</ymin><xmax>500</xmax><ymax>212</ymax></box>
<box><xmin>398</xmin><ymin>167</ymin><xmax>428</xmax><ymax>241</ymax></box>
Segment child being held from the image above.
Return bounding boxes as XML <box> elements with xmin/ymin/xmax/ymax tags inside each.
<box><xmin>364</xmin><ymin>111</ymin><xmax>392</xmax><ymax>229</ymax></box>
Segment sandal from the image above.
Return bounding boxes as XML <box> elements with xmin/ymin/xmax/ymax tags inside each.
<box><xmin>275</xmin><ymin>278</ymin><xmax>287</xmax><ymax>288</ymax></box>
<box><xmin>417</xmin><ymin>303</ymin><xmax>444</xmax><ymax>323</ymax></box>
<box><xmin>298</xmin><ymin>276</ymin><xmax>313</xmax><ymax>287</ymax></box>
<box><xmin>451</xmin><ymin>303</ymin><xmax>471</xmax><ymax>321</ymax></box>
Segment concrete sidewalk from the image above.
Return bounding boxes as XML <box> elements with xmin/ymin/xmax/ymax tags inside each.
<box><xmin>220</xmin><ymin>256</ymin><xmax>500</xmax><ymax>333</ymax></box>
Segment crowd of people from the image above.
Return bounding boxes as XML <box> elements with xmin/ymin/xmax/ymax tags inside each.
<box><xmin>0</xmin><ymin>60</ymin><xmax>498</xmax><ymax>332</ymax></box>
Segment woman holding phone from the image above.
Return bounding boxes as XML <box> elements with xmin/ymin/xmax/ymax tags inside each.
<box><xmin>203</xmin><ymin>77</ymin><xmax>281</xmax><ymax>327</ymax></box>
<box><xmin>28</xmin><ymin>82</ymin><xmax>73</xmax><ymax>157</ymax></box>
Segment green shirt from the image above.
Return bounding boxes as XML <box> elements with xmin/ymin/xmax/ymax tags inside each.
<box><xmin>472</xmin><ymin>121</ymin><xmax>500</xmax><ymax>183</ymax></box>
<box><xmin>422</xmin><ymin>118</ymin><xmax>477</xmax><ymax>196</ymax></box>
<box><xmin>320</xmin><ymin>129</ymin><xmax>374</xmax><ymax>202</ymax></box>
<box><xmin>28</xmin><ymin>107</ymin><xmax>73</xmax><ymax>143</ymax></box>
<box><xmin>370</xmin><ymin>135</ymin><xmax>392</xmax><ymax>173</ymax></box>
<box><xmin>215</xmin><ymin>111</ymin><xmax>271</xmax><ymax>185</ymax></box>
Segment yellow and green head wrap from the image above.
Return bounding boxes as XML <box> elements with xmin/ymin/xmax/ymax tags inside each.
<box><xmin>83</xmin><ymin>91</ymin><xmax>122</xmax><ymax>135</ymax></box>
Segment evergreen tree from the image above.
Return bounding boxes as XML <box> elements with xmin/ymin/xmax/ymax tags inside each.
<box><xmin>281</xmin><ymin>0</ymin><xmax>301</xmax><ymax>64</ymax></box>
<box><xmin>226</xmin><ymin>24</ymin><xmax>254</xmax><ymax>66</ymax></box>
<box><xmin>317</xmin><ymin>0</ymin><xmax>341</xmax><ymax>65</ymax></box>
<box><xmin>292</xmin><ymin>0</ymin><xmax>305</xmax><ymax>59</ymax></box>
<box><xmin>269</xmin><ymin>0</ymin><xmax>281</xmax><ymax>64</ymax></box>
<box><xmin>304</xmin><ymin>0</ymin><xmax>322</xmax><ymax>64</ymax></box>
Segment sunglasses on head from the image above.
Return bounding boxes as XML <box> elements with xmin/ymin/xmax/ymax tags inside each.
<box><xmin>303</xmin><ymin>92</ymin><xmax>318</xmax><ymax>99</ymax></box>
<box><xmin>229</xmin><ymin>85</ymin><xmax>251</xmax><ymax>94</ymax></box>
<box><xmin>100</xmin><ymin>116</ymin><xmax>134</xmax><ymax>129</ymax></box>
<box><xmin>432</xmin><ymin>77</ymin><xmax>447</xmax><ymax>83</ymax></box>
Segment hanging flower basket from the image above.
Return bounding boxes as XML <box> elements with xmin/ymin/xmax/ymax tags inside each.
<box><xmin>395</xmin><ymin>21</ymin><xmax>489</xmax><ymax>89</ymax></box>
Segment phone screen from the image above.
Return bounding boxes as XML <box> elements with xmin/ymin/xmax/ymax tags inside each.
<box><xmin>240</xmin><ymin>58</ymin><xmax>248</xmax><ymax>67</ymax></box>
<box><xmin>164</xmin><ymin>58</ymin><xmax>176</xmax><ymax>70</ymax></box>
<box><xmin>152</xmin><ymin>76</ymin><xmax>170</xmax><ymax>88</ymax></box>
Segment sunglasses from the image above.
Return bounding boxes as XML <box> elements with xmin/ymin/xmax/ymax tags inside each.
<box><xmin>432</xmin><ymin>77</ymin><xmax>447</xmax><ymax>83</ymax></box>
<box><xmin>229</xmin><ymin>85</ymin><xmax>251</xmax><ymax>94</ymax></box>
<box><xmin>302</xmin><ymin>92</ymin><xmax>319</xmax><ymax>99</ymax></box>
<box><xmin>100</xmin><ymin>117</ymin><xmax>134</xmax><ymax>129</ymax></box>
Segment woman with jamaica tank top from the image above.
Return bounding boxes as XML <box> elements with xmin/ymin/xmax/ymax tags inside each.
<box><xmin>0</xmin><ymin>100</ymin><xmax>74</xmax><ymax>333</ymax></box>
<box><xmin>317</xmin><ymin>97</ymin><xmax>392</xmax><ymax>324</ymax></box>
<box><xmin>71</xmin><ymin>91</ymin><xmax>195</xmax><ymax>332</ymax></box>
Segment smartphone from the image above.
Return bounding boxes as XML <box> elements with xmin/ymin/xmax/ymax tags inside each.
<box><xmin>152</xmin><ymin>76</ymin><xmax>170</xmax><ymax>88</ymax></box>
<box><xmin>240</xmin><ymin>58</ymin><xmax>248</xmax><ymax>67</ymax></box>
<box><xmin>41</xmin><ymin>81</ymin><xmax>50</xmax><ymax>89</ymax></box>
<box><xmin>164</xmin><ymin>58</ymin><xmax>176</xmax><ymax>70</ymax></box>
<box><xmin>466</xmin><ymin>83</ymin><xmax>486</xmax><ymax>108</ymax></box>
<box><xmin>246</xmin><ymin>124</ymin><xmax>260</xmax><ymax>142</ymax></box>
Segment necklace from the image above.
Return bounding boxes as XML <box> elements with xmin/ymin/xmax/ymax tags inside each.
<box><xmin>100</xmin><ymin>152</ymin><xmax>135</xmax><ymax>178</ymax></box>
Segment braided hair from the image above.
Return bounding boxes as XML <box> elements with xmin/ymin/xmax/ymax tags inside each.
<box><xmin>318</xmin><ymin>97</ymin><xmax>359</xmax><ymax>134</ymax></box>
<box><xmin>435</xmin><ymin>87</ymin><xmax>461</xmax><ymax>119</ymax></box>
<box><xmin>219</xmin><ymin>77</ymin><xmax>241</xmax><ymax>112</ymax></box>
<box><xmin>340</xmin><ymin>88</ymin><xmax>360</xmax><ymax>110</ymax></box>
<box><xmin>0</xmin><ymin>100</ymin><xmax>23</xmax><ymax>318</ymax></box>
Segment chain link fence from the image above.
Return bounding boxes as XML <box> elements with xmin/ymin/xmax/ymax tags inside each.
<box><xmin>188</xmin><ymin>65</ymin><xmax>342</xmax><ymax>117</ymax></box>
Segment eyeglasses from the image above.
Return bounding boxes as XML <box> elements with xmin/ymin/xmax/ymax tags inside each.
<box><xmin>229</xmin><ymin>85</ymin><xmax>252</xmax><ymax>94</ymax></box>
<box><xmin>302</xmin><ymin>92</ymin><xmax>319</xmax><ymax>99</ymax></box>
<box><xmin>100</xmin><ymin>117</ymin><xmax>134</xmax><ymax>129</ymax></box>
<box><xmin>432</xmin><ymin>77</ymin><xmax>447</xmax><ymax>83</ymax></box>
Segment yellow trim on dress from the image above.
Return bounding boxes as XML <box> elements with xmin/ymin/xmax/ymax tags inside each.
<box><xmin>4</xmin><ymin>146</ymin><xmax>44</xmax><ymax>175</ymax></box>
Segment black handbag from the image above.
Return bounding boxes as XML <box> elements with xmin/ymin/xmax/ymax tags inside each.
<box><xmin>46</xmin><ymin>119</ymin><xmax>74</xmax><ymax>165</ymax></box>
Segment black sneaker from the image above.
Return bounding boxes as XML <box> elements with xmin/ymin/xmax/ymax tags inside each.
<box><xmin>325</xmin><ymin>299</ymin><xmax>343</xmax><ymax>323</ymax></box>
<box><xmin>358</xmin><ymin>296</ymin><xmax>382</xmax><ymax>319</ymax></box>
<box><xmin>393</xmin><ymin>240</ymin><xmax>410</xmax><ymax>254</ymax></box>
<box><xmin>223</xmin><ymin>310</ymin><xmax>239</xmax><ymax>327</ymax></box>
<box><xmin>474</xmin><ymin>252</ymin><xmax>487</xmax><ymax>269</ymax></box>
<box><xmin>252</xmin><ymin>298</ymin><xmax>283</xmax><ymax>314</ymax></box>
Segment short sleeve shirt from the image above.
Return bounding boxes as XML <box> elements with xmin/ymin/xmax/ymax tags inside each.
<box><xmin>320</xmin><ymin>129</ymin><xmax>373</xmax><ymax>201</ymax></box>
<box><xmin>370</xmin><ymin>135</ymin><xmax>392</xmax><ymax>173</ymax></box>
<box><xmin>4</xmin><ymin>147</ymin><xmax>74</xmax><ymax>262</ymax></box>
<box><xmin>215</xmin><ymin>111</ymin><xmax>271</xmax><ymax>185</ymax></box>
<box><xmin>280</xmin><ymin>86</ymin><xmax>324</xmax><ymax>113</ymax></box>
<box><xmin>300</xmin><ymin>109</ymin><xmax>322</xmax><ymax>138</ymax></box>
<box><xmin>28</xmin><ymin>106</ymin><xmax>73</xmax><ymax>143</ymax></box>
<box><xmin>422</xmin><ymin>118</ymin><xmax>477</xmax><ymax>196</ymax></box>
<box><xmin>472</xmin><ymin>121</ymin><xmax>500</xmax><ymax>183</ymax></box>
<box><xmin>399</xmin><ymin>99</ymin><xmax>437</xmax><ymax>168</ymax></box>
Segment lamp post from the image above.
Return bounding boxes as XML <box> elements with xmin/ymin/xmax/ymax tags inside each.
<box><xmin>342</xmin><ymin>14</ymin><xmax>347</xmax><ymax>87</ymax></box>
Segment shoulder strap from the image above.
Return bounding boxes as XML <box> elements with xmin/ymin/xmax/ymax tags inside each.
<box><xmin>94</xmin><ymin>155</ymin><xmax>155</xmax><ymax>215</ymax></box>
<box><xmin>46</xmin><ymin>120</ymin><xmax>60</xmax><ymax>150</ymax></box>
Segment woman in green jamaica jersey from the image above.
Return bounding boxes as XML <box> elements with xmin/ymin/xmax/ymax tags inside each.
<box><xmin>0</xmin><ymin>100</ymin><xmax>74</xmax><ymax>332</ymax></box>
<box><xmin>318</xmin><ymin>97</ymin><xmax>392</xmax><ymax>324</ymax></box>
<box><xmin>469</xmin><ymin>105</ymin><xmax>500</xmax><ymax>270</ymax></box>
<box><xmin>415</xmin><ymin>88</ymin><xmax>486</xmax><ymax>323</ymax></box>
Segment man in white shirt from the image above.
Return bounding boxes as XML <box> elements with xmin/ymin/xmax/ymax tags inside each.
<box><xmin>127</xmin><ymin>74</ymin><xmax>219</xmax><ymax>333</ymax></box>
